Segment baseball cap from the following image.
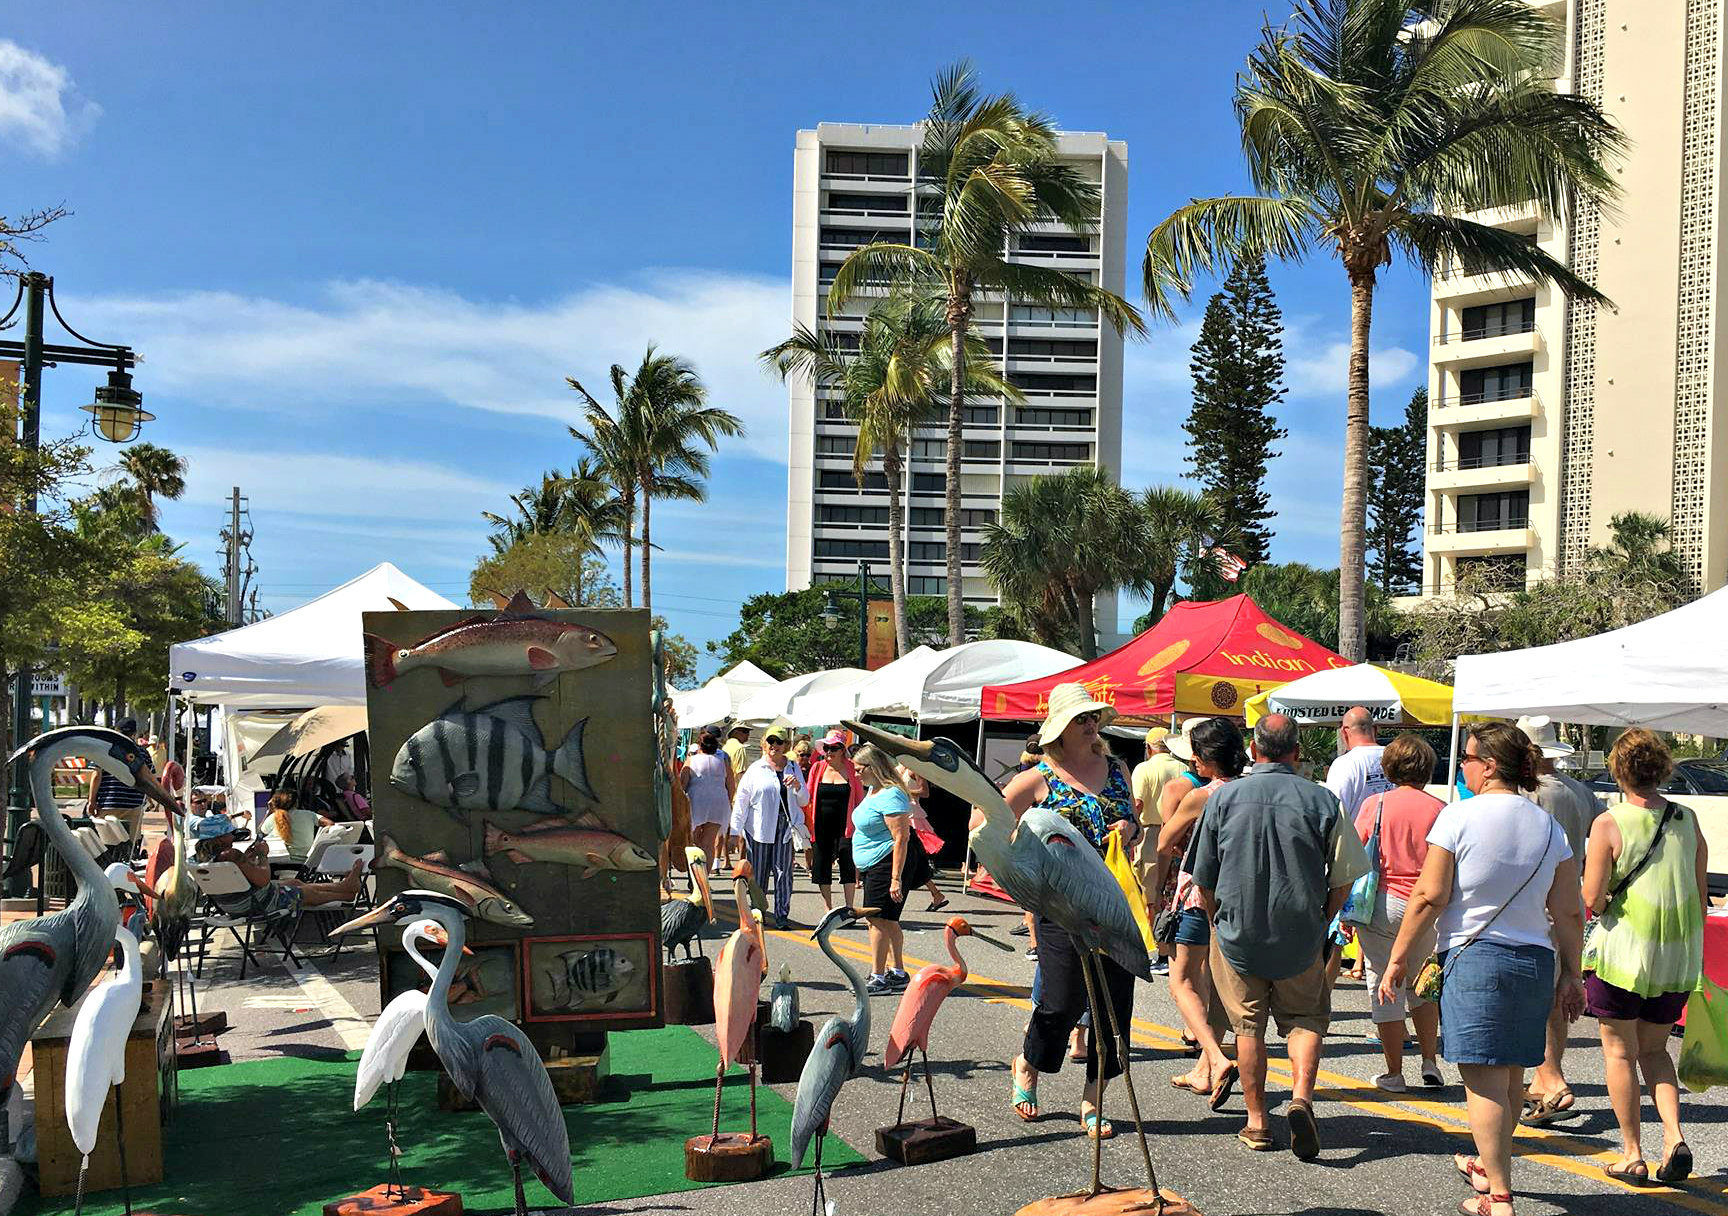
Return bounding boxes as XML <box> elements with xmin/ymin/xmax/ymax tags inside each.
<box><xmin>192</xmin><ymin>812</ymin><xmax>238</xmax><ymax>841</ymax></box>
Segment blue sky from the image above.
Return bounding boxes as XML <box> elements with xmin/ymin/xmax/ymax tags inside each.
<box><xmin>6</xmin><ymin>2</ymin><xmax>1431</xmax><ymax>682</ymax></box>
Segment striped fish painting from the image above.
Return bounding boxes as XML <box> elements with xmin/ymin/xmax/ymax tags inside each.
<box><xmin>544</xmin><ymin>947</ymin><xmax>636</xmax><ymax>1010</ymax></box>
<box><xmin>389</xmin><ymin>696</ymin><xmax>594</xmax><ymax>814</ymax></box>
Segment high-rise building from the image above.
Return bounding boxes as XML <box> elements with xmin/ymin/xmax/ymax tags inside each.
<box><xmin>1420</xmin><ymin>0</ymin><xmax>1728</xmax><ymax>598</ymax></box>
<box><xmin>785</xmin><ymin>123</ymin><xmax>1128</xmax><ymax>612</ymax></box>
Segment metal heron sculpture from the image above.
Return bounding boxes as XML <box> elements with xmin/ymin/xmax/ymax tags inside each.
<box><xmin>843</xmin><ymin>721</ymin><xmax>1164</xmax><ymax>1212</ymax></box>
<box><xmin>790</xmin><ymin>903</ymin><xmax>873</xmax><ymax>1216</ymax></box>
<box><xmin>0</xmin><ymin>726</ymin><xmax>177</xmax><ymax>1155</ymax></box>
<box><xmin>334</xmin><ymin>891</ymin><xmax>574</xmax><ymax>1216</ymax></box>
<box><xmin>883</xmin><ymin>915</ymin><xmax>1011</xmax><ymax>1128</ymax></box>
<box><xmin>661</xmin><ymin>846</ymin><xmax>715</xmax><ymax>961</ymax></box>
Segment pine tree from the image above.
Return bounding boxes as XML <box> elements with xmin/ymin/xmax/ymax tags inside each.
<box><xmin>1366</xmin><ymin>387</ymin><xmax>1428</xmax><ymax>597</ymax></box>
<box><xmin>1183</xmin><ymin>257</ymin><xmax>1287</xmax><ymax>565</ymax></box>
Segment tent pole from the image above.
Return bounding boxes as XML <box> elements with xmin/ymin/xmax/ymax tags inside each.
<box><xmin>1445</xmin><ymin>712</ymin><xmax>1461</xmax><ymax>801</ymax></box>
<box><xmin>186</xmin><ymin>700</ymin><xmax>197</xmax><ymax>804</ymax></box>
<box><xmin>166</xmin><ymin>694</ymin><xmax>177</xmax><ymax>799</ymax></box>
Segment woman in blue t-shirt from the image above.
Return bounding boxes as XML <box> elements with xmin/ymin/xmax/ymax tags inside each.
<box><xmin>851</xmin><ymin>743</ymin><xmax>928</xmax><ymax>995</ymax></box>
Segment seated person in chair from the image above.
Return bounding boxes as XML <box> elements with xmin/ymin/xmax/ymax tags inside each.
<box><xmin>259</xmin><ymin>790</ymin><xmax>320</xmax><ymax>859</ymax></box>
<box><xmin>191</xmin><ymin>811</ymin><xmax>365</xmax><ymax>919</ymax></box>
<box><xmin>334</xmin><ymin>772</ymin><xmax>371</xmax><ymax>821</ymax></box>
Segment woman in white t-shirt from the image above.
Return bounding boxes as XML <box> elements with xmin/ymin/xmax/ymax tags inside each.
<box><xmin>677</xmin><ymin>729</ymin><xmax>737</xmax><ymax>868</ymax></box>
<box><xmin>1381</xmin><ymin>721</ymin><xmax>1584</xmax><ymax>1216</ymax></box>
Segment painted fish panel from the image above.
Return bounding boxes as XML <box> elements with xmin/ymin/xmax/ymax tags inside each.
<box><xmin>366</xmin><ymin>601</ymin><xmax>617</xmax><ymax>688</ymax></box>
<box><xmin>545</xmin><ymin>946</ymin><xmax>635</xmax><ymax>1010</ymax></box>
<box><xmin>483</xmin><ymin>814</ymin><xmax>656</xmax><ymax>880</ymax></box>
<box><xmin>390</xmin><ymin>696</ymin><xmax>593</xmax><ymax>813</ymax></box>
<box><xmin>374</xmin><ymin>833</ymin><xmax>535</xmax><ymax>928</ymax></box>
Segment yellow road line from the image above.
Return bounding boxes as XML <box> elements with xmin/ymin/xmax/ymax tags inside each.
<box><xmin>721</xmin><ymin>911</ymin><xmax>1728</xmax><ymax>1212</ymax></box>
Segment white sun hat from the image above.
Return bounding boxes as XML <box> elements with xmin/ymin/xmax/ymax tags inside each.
<box><xmin>1515</xmin><ymin>714</ymin><xmax>1575</xmax><ymax>759</ymax></box>
<box><xmin>1037</xmin><ymin>682</ymin><xmax>1117</xmax><ymax>747</ymax></box>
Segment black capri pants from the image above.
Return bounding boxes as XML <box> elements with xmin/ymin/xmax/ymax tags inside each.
<box><xmin>1022</xmin><ymin>916</ymin><xmax>1138</xmax><ymax>1080</ymax></box>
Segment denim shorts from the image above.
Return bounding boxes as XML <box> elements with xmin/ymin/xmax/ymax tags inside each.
<box><xmin>1439</xmin><ymin>941</ymin><xmax>1554</xmax><ymax>1067</ymax></box>
<box><xmin>1173</xmin><ymin>907</ymin><xmax>1210</xmax><ymax>947</ymax></box>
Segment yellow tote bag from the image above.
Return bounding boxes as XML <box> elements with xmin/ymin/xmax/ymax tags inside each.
<box><xmin>1104</xmin><ymin>832</ymin><xmax>1156</xmax><ymax>955</ymax></box>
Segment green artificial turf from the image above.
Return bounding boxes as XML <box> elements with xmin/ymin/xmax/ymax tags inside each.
<box><xmin>21</xmin><ymin>1025</ymin><xmax>863</xmax><ymax>1216</ymax></box>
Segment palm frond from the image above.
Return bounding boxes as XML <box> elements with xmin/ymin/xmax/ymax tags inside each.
<box><xmin>827</xmin><ymin>243</ymin><xmax>940</xmax><ymax>314</ymax></box>
<box><xmin>1395</xmin><ymin>212</ymin><xmax>1609</xmax><ymax>304</ymax></box>
<box><xmin>1141</xmin><ymin>195</ymin><xmax>1316</xmax><ymax>322</ymax></box>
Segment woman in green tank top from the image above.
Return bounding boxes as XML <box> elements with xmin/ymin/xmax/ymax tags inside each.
<box><xmin>1580</xmin><ymin>729</ymin><xmax>1709</xmax><ymax>1186</ymax></box>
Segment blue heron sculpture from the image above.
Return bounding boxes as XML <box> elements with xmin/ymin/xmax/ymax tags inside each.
<box><xmin>790</xmin><ymin>903</ymin><xmax>873</xmax><ymax>1216</ymax></box>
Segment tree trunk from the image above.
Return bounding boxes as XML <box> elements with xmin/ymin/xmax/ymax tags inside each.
<box><xmin>640</xmin><ymin>484</ymin><xmax>653</xmax><ymax>612</ymax></box>
<box><xmin>1148</xmin><ymin>580</ymin><xmax>1172</xmax><ymax>625</ymax></box>
<box><xmin>1074</xmin><ymin>581</ymin><xmax>1099</xmax><ymax>661</ymax></box>
<box><xmin>1338</xmin><ymin>272</ymin><xmax>1375</xmax><ymax>662</ymax></box>
<box><xmin>621</xmin><ymin>488</ymin><xmax>635</xmax><ymax>609</ymax></box>
<box><xmin>884</xmin><ymin>444</ymin><xmax>909</xmax><ymax>656</ymax></box>
<box><xmin>944</xmin><ymin>288</ymin><xmax>970</xmax><ymax>646</ymax></box>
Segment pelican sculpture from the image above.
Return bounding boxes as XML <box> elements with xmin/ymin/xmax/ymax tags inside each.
<box><xmin>844</xmin><ymin>721</ymin><xmax>1164</xmax><ymax>1211</ymax></box>
<box><xmin>883</xmin><ymin>915</ymin><xmax>1011</xmax><ymax>1128</ymax></box>
<box><xmin>334</xmin><ymin>892</ymin><xmax>573</xmax><ymax>1216</ymax></box>
<box><xmin>709</xmin><ymin>867</ymin><xmax>766</xmax><ymax>1147</ymax></box>
<box><xmin>65</xmin><ymin>862</ymin><xmax>151</xmax><ymax>1214</ymax></box>
<box><xmin>661</xmin><ymin>847</ymin><xmax>715</xmax><ymax>961</ymax></box>
<box><xmin>790</xmin><ymin>904</ymin><xmax>873</xmax><ymax>1216</ymax></box>
<box><xmin>0</xmin><ymin>727</ymin><xmax>176</xmax><ymax>1155</ymax></box>
<box><xmin>353</xmin><ymin>917</ymin><xmax>453</xmax><ymax>1202</ymax></box>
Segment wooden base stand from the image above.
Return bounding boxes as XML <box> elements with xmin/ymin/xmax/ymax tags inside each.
<box><xmin>757</xmin><ymin>1018</ymin><xmax>813</xmax><ymax>1084</ymax></box>
<box><xmin>662</xmin><ymin>956</ymin><xmax>715</xmax><ymax>1025</ymax></box>
<box><xmin>174</xmin><ymin>1035</ymin><xmax>227</xmax><ymax>1069</ymax></box>
<box><xmin>323</xmin><ymin>1184</ymin><xmax>464</xmax><ymax>1215</ymax></box>
<box><xmin>1015</xmin><ymin>1188</ymin><xmax>1201</xmax><ymax>1216</ymax></box>
<box><xmin>875</xmin><ymin>1116</ymin><xmax>976</xmax><ymax>1165</ymax></box>
<box><xmin>174</xmin><ymin>1010</ymin><xmax>227</xmax><ymax>1037</ymax></box>
<box><xmin>683</xmin><ymin>1132</ymin><xmax>774</xmax><ymax>1182</ymax></box>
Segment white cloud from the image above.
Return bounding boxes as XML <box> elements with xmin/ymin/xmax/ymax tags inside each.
<box><xmin>0</xmin><ymin>42</ymin><xmax>99</xmax><ymax>158</ymax></box>
<box><xmin>77</xmin><ymin>271</ymin><xmax>797</xmax><ymax>455</ymax></box>
<box><xmin>1284</xmin><ymin>317</ymin><xmax>1419</xmax><ymax>396</ymax></box>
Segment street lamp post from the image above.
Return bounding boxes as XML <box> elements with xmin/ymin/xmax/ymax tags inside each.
<box><xmin>2</xmin><ymin>271</ymin><xmax>146</xmax><ymax>896</ymax></box>
<box><xmin>819</xmin><ymin>559</ymin><xmax>891</xmax><ymax>669</ymax></box>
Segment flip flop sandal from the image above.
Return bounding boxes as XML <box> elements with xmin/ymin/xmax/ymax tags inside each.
<box><xmin>1209</xmin><ymin>1064</ymin><xmax>1240</xmax><ymax>1112</ymax></box>
<box><xmin>1656</xmin><ymin>1142</ymin><xmax>1693</xmax><ymax>1184</ymax></box>
<box><xmin>1083</xmin><ymin>1112</ymin><xmax>1114</xmax><ymax>1140</ymax></box>
<box><xmin>1237</xmin><ymin>1126</ymin><xmax>1275</xmax><ymax>1151</ymax></box>
<box><xmin>1011</xmin><ymin>1081</ymin><xmax>1040</xmax><ymax>1122</ymax></box>
<box><xmin>927</xmin><ymin>897</ymin><xmax>950</xmax><ymax>911</ymax></box>
<box><xmin>1519</xmin><ymin>1088</ymin><xmax>1576</xmax><ymax>1125</ymax></box>
<box><xmin>1180</xmin><ymin>1034</ymin><xmax>1202</xmax><ymax>1057</ymax></box>
<box><xmin>1604</xmin><ymin>1160</ymin><xmax>1652</xmax><ymax>1187</ymax></box>
<box><xmin>1454</xmin><ymin>1154</ymin><xmax>1490</xmax><ymax>1195</ymax></box>
<box><xmin>1458</xmin><ymin>1195</ymin><xmax>1514</xmax><ymax>1216</ymax></box>
<box><xmin>1170</xmin><ymin>1075</ymin><xmax>1209</xmax><ymax>1094</ymax></box>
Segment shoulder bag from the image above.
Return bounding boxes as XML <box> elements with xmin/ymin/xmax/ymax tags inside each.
<box><xmin>1582</xmin><ymin>798</ymin><xmax>1682</xmax><ymax>968</ymax></box>
<box><xmin>1413</xmin><ymin>828</ymin><xmax>1553</xmax><ymax>1002</ymax></box>
<box><xmin>1341</xmin><ymin>795</ymin><xmax>1384</xmax><ymax>927</ymax></box>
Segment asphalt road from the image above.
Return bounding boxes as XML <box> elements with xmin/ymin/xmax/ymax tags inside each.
<box><xmin>182</xmin><ymin>878</ymin><xmax>1727</xmax><ymax>1216</ymax></box>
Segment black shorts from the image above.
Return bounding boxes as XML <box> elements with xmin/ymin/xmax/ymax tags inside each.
<box><xmin>859</xmin><ymin>858</ymin><xmax>907</xmax><ymax>922</ymax></box>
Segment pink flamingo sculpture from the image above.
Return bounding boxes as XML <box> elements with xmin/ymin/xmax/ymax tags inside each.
<box><xmin>709</xmin><ymin>864</ymin><xmax>766</xmax><ymax>1145</ymax></box>
<box><xmin>883</xmin><ymin>915</ymin><xmax>1011</xmax><ymax>1127</ymax></box>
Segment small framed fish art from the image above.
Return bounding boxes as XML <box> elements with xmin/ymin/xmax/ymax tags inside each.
<box><xmin>520</xmin><ymin>932</ymin><xmax>657</xmax><ymax>1024</ymax></box>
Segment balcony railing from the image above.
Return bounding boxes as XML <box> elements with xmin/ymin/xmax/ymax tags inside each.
<box><xmin>1430</xmin><ymin>518</ymin><xmax>1530</xmax><ymax>535</ymax></box>
<box><xmin>1432</xmin><ymin>454</ymin><xmax>1532</xmax><ymax>472</ymax></box>
<box><xmin>1434</xmin><ymin>320</ymin><xmax>1538</xmax><ymax>344</ymax></box>
<box><xmin>1434</xmin><ymin>388</ymin><xmax>1540</xmax><ymax>410</ymax></box>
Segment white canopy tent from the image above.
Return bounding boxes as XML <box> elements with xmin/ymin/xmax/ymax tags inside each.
<box><xmin>736</xmin><ymin>667</ymin><xmax>870</xmax><ymax>728</ymax></box>
<box><xmin>1453</xmin><ymin>585</ymin><xmax>1728</xmax><ymax>733</ymax></box>
<box><xmin>670</xmin><ymin>660</ymin><xmax>779</xmax><ymax>728</ymax></box>
<box><xmin>791</xmin><ymin>647</ymin><xmax>940</xmax><ymax>727</ymax></box>
<box><xmin>798</xmin><ymin>639</ymin><xmax>1081</xmax><ymax>726</ymax></box>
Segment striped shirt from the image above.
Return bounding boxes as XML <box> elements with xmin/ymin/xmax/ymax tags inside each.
<box><xmin>93</xmin><ymin>762</ymin><xmax>152</xmax><ymax>813</ymax></box>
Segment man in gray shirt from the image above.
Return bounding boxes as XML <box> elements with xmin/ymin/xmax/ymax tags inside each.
<box><xmin>1188</xmin><ymin>713</ymin><xmax>1368</xmax><ymax>1161</ymax></box>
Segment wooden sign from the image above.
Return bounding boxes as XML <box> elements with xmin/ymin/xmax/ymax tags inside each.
<box><xmin>363</xmin><ymin>603</ymin><xmax>663</xmax><ymax>1054</ymax></box>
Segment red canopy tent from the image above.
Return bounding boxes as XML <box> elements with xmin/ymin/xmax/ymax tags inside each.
<box><xmin>980</xmin><ymin>594</ymin><xmax>1351</xmax><ymax>722</ymax></box>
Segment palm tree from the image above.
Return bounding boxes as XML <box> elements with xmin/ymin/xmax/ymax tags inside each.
<box><xmin>570</xmin><ymin>346</ymin><xmax>742</xmax><ymax>611</ymax></box>
<box><xmin>115</xmin><ymin>442</ymin><xmax>187</xmax><ymax>532</ymax></box>
<box><xmin>1141</xmin><ymin>0</ymin><xmax>1623</xmax><ymax>661</ymax></box>
<box><xmin>1137</xmin><ymin>486</ymin><xmax>1234</xmax><ymax>623</ymax></box>
<box><xmin>830</xmin><ymin>61</ymin><xmax>1146</xmax><ymax>646</ymax></box>
<box><xmin>481</xmin><ymin>459</ymin><xmax>627</xmax><ymax>604</ymax></box>
<box><xmin>1588</xmin><ymin>512</ymin><xmax>1694</xmax><ymax>601</ymax></box>
<box><xmin>981</xmin><ymin>466</ymin><xmax>1145</xmax><ymax>660</ymax></box>
<box><xmin>762</xmin><ymin>295</ymin><xmax>1018</xmax><ymax>654</ymax></box>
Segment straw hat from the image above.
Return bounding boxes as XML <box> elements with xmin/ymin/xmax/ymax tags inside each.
<box><xmin>1165</xmin><ymin>717</ymin><xmax>1215</xmax><ymax>762</ymax></box>
<box><xmin>1037</xmin><ymin>683</ymin><xmax>1116</xmax><ymax>746</ymax></box>
<box><xmin>1144</xmin><ymin>726</ymin><xmax>1171</xmax><ymax>750</ymax></box>
<box><xmin>1515</xmin><ymin>714</ymin><xmax>1574</xmax><ymax>759</ymax></box>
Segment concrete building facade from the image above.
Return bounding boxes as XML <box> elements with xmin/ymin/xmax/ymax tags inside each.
<box><xmin>1421</xmin><ymin>0</ymin><xmax>1728</xmax><ymax>598</ymax></box>
<box><xmin>785</xmin><ymin>123</ymin><xmax>1128</xmax><ymax>610</ymax></box>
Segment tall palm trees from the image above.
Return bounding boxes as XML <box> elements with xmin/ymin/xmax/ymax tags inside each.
<box><xmin>1141</xmin><ymin>0</ymin><xmax>1622</xmax><ymax>660</ymax></box>
<box><xmin>568</xmin><ymin>347</ymin><xmax>743</xmax><ymax>611</ymax></box>
<box><xmin>480</xmin><ymin>459</ymin><xmax>627</xmax><ymax>605</ymax></box>
<box><xmin>762</xmin><ymin>295</ymin><xmax>1017</xmax><ymax>654</ymax></box>
<box><xmin>114</xmin><ymin>442</ymin><xmax>186</xmax><ymax>533</ymax></box>
<box><xmin>831</xmin><ymin>61</ymin><xmax>1146</xmax><ymax>645</ymax></box>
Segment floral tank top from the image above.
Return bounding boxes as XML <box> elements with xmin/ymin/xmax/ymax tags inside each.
<box><xmin>1034</xmin><ymin>760</ymin><xmax>1134</xmax><ymax>852</ymax></box>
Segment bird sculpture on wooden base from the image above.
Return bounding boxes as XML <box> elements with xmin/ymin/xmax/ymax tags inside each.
<box><xmin>66</xmin><ymin>862</ymin><xmax>152</xmax><ymax>1216</ymax></box>
<box><xmin>844</xmin><ymin>721</ymin><xmax>1167</xmax><ymax>1214</ymax></box>
<box><xmin>791</xmin><ymin>903</ymin><xmax>874</xmax><ymax>1216</ymax></box>
<box><xmin>352</xmin><ymin>917</ymin><xmax>454</xmax><ymax>1202</ymax></box>
<box><xmin>883</xmin><ymin>915</ymin><xmax>1011</xmax><ymax>1128</ymax></box>
<box><xmin>334</xmin><ymin>892</ymin><xmax>574</xmax><ymax>1216</ymax></box>
<box><xmin>709</xmin><ymin>865</ymin><xmax>767</xmax><ymax>1146</ymax></box>
<box><xmin>0</xmin><ymin>726</ymin><xmax>177</xmax><ymax>1157</ymax></box>
<box><xmin>661</xmin><ymin>846</ymin><xmax>715</xmax><ymax>962</ymax></box>
<box><xmin>768</xmin><ymin>962</ymin><xmax>799</xmax><ymax>1035</ymax></box>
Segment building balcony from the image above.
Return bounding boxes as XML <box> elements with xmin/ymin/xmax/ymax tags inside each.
<box><xmin>1430</xmin><ymin>390</ymin><xmax>1541</xmax><ymax>428</ymax></box>
<box><xmin>1431</xmin><ymin>323</ymin><xmax>1542</xmax><ymax>368</ymax></box>
<box><xmin>1008</xmin><ymin>248</ymin><xmax>1102</xmax><ymax>270</ymax></box>
<box><xmin>1429</xmin><ymin>458</ymin><xmax>1536</xmax><ymax>494</ymax></box>
<box><xmin>1426</xmin><ymin>521</ymin><xmax>1534</xmax><ymax>555</ymax></box>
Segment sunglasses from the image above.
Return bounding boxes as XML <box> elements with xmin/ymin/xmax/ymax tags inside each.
<box><xmin>823</xmin><ymin>743</ymin><xmax>843</xmax><ymax>751</ymax></box>
<box><xmin>765</xmin><ymin>736</ymin><xmax>787</xmax><ymax>746</ymax></box>
<box><xmin>1073</xmin><ymin>711</ymin><xmax>1103</xmax><ymax>725</ymax></box>
<box><xmin>1459</xmin><ymin>751</ymin><xmax>1486</xmax><ymax>766</ymax></box>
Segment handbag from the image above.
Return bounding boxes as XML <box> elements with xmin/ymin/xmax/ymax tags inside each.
<box><xmin>1583</xmin><ymin>799</ymin><xmax>1681</xmax><ymax>970</ymax></box>
<box><xmin>1415</xmin><ymin>830</ymin><xmax>1554</xmax><ymax>1001</ymax></box>
<box><xmin>1104</xmin><ymin>831</ymin><xmax>1157</xmax><ymax>954</ymax></box>
<box><xmin>1341</xmin><ymin>796</ymin><xmax>1384</xmax><ymax>927</ymax></box>
<box><xmin>1678</xmin><ymin>976</ymin><xmax>1728</xmax><ymax>1094</ymax></box>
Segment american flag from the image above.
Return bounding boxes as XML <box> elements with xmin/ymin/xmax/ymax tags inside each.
<box><xmin>1209</xmin><ymin>548</ymin><xmax>1248</xmax><ymax>583</ymax></box>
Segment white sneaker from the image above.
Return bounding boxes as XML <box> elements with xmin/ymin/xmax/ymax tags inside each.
<box><xmin>1420</xmin><ymin>1059</ymin><xmax>1444</xmax><ymax>1088</ymax></box>
<box><xmin>1373</xmin><ymin>1072</ymin><xmax>1407</xmax><ymax>1093</ymax></box>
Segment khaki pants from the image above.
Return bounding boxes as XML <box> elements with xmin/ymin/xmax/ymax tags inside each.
<box><xmin>1210</xmin><ymin>942</ymin><xmax>1332</xmax><ymax>1038</ymax></box>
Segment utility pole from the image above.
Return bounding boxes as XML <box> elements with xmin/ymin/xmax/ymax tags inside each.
<box><xmin>219</xmin><ymin>487</ymin><xmax>254</xmax><ymax>626</ymax></box>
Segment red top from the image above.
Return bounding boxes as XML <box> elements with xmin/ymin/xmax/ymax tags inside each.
<box><xmin>1354</xmin><ymin>785</ymin><xmax>1445</xmax><ymax>901</ymax></box>
<box><xmin>805</xmin><ymin>756</ymin><xmax>864</xmax><ymax>837</ymax></box>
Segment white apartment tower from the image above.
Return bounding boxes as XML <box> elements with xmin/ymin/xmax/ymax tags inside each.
<box><xmin>785</xmin><ymin>123</ymin><xmax>1129</xmax><ymax>608</ymax></box>
<box><xmin>1422</xmin><ymin>0</ymin><xmax>1728</xmax><ymax>597</ymax></box>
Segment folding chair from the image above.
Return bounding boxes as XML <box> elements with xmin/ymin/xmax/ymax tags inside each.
<box><xmin>309</xmin><ymin>843</ymin><xmax>375</xmax><ymax>962</ymax></box>
<box><xmin>74</xmin><ymin>825</ymin><xmax>104</xmax><ymax>859</ymax></box>
<box><xmin>300</xmin><ymin>822</ymin><xmax>364</xmax><ymax>877</ymax></box>
<box><xmin>188</xmin><ymin>862</ymin><xmax>303</xmax><ymax>979</ymax></box>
